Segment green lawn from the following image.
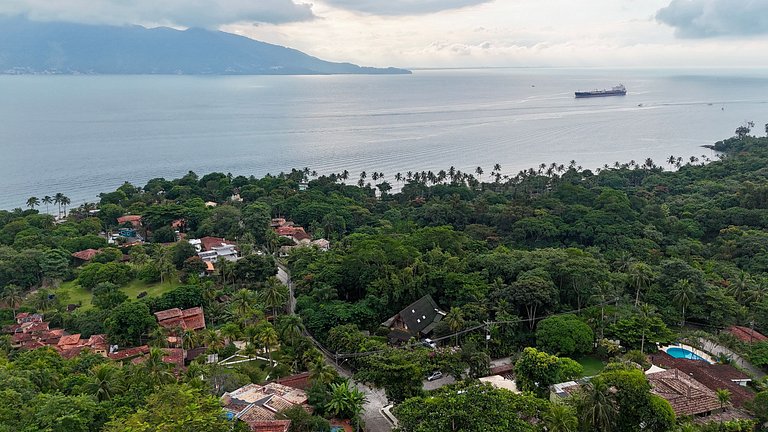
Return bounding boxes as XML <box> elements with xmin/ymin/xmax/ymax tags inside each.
<box><xmin>576</xmin><ymin>356</ymin><xmax>606</xmax><ymax>377</ymax></box>
<box><xmin>53</xmin><ymin>278</ymin><xmax>181</xmax><ymax>310</ymax></box>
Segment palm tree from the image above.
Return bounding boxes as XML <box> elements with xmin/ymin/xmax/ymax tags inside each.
<box><xmin>444</xmin><ymin>307</ymin><xmax>465</xmax><ymax>346</ymax></box>
<box><xmin>716</xmin><ymin>389</ymin><xmax>731</xmax><ymax>411</ymax></box>
<box><xmin>158</xmin><ymin>249</ymin><xmax>175</xmax><ymax>284</ymax></box>
<box><xmin>716</xmin><ymin>388</ymin><xmax>731</xmax><ymax>427</ymax></box>
<box><xmin>143</xmin><ymin>347</ymin><xmax>176</xmax><ymax>386</ymax></box>
<box><xmin>728</xmin><ymin>271</ymin><xmax>752</xmax><ymax>304</ymax></box>
<box><xmin>26</xmin><ymin>196</ymin><xmax>40</xmax><ymax>209</ymax></box>
<box><xmin>30</xmin><ymin>289</ymin><xmax>55</xmax><ymax>312</ymax></box>
<box><xmin>309</xmin><ymin>359</ymin><xmax>337</xmax><ymax>386</ymax></box>
<box><xmin>53</xmin><ymin>192</ymin><xmax>64</xmax><ymax>218</ymax></box>
<box><xmin>181</xmin><ymin>328</ymin><xmax>200</xmax><ymax>351</ymax></box>
<box><xmin>277</xmin><ymin>314</ymin><xmax>304</xmax><ymax>343</ymax></box>
<box><xmin>670</xmin><ymin>279</ymin><xmax>695</xmax><ymax>326</ymax></box>
<box><xmin>260</xmin><ymin>277</ymin><xmax>289</xmax><ymax>319</ymax></box>
<box><xmin>202</xmin><ymin>329</ymin><xmax>225</xmax><ymax>352</ymax></box>
<box><xmin>638</xmin><ymin>303</ymin><xmax>655</xmax><ymax>353</ymax></box>
<box><xmin>326</xmin><ymin>380</ymin><xmax>367</xmax><ymax>423</ymax></box>
<box><xmin>86</xmin><ymin>364</ymin><xmax>123</xmax><ymax>402</ymax></box>
<box><xmin>257</xmin><ymin>323</ymin><xmax>279</xmax><ymax>370</ymax></box>
<box><xmin>243</xmin><ymin>325</ymin><xmax>260</xmax><ymax>351</ymax></box>
<box><xmin>544</xmin><ymin>404</ymin><xmax>578</xmax><ymax>432</ymax></box>
<box><xmin>0</xmin><ymin>284</ymin><xmax>23</xmax><ymax>320</ymax></box>
<box><xmin>149</xmin><ymin>326</ymin><xmax>169</xmax><ymax>348</ymax></box>
<box><xmin>42</xmin><ymin>196</ymin><xmax>52</xmax><ymax>214</ymax></box>
<box><xmin>229</xmin><ymin>289</ymin><xmax>256</xmax><ymax>323</ymax></box>
<box><xmin>628</xmin><ymin>262</ymin><xmax>654</xmax><ymax>306</ymax></box>
<box><xmin>219</xmin><ymin>322</ymin><xmax>242</xmax><ymax>345</ymax></box>
<box><xmin>60</xmin><ymin>195</ymin><xmax>71</xmax><ymax>217</ymax></box>
<box><xmin>577</xmin><ymin>380</ymin><xmax>617</xmax><ymax>432</ymax></box>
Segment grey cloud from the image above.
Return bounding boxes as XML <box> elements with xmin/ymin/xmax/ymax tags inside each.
<box><xmin>0</xmin><ymin>0</ymin><xmax>315</xmax><ymax>28</ymax></box>
<box><xmin>321</xmin><ymin>0</ymin><xmax>491</xmax><ymax>16</ymax></box>
<box><xmin>656</xmin><ymin>0</ymin><xmax>768</xmax><ymax>38</ymax></box>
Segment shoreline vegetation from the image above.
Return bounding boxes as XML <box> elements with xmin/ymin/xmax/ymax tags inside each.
<box><xmin>1</xmin><ymin>122</ymin><xmax>768</xmax><ymax>431</ymax></box>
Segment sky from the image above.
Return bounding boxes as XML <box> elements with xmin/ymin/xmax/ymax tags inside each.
<box><xmin>3</xmin><ymin>0</ymin><xmax>768</xmax><ymax>68</ymax></box>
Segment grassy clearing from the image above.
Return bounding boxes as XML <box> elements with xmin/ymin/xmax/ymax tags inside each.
<box><xmin>576</xmin><ymin>356</ymin><xmax>606</xmax><ymax>377</ymax></box>
<box><xmin>53</xmin><ymin>278</ymin><xmax>181</xmax><ymax>310</ymax></box>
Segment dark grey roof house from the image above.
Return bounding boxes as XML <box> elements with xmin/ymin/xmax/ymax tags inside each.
<box><xmin>382</xmin><ymin>295</ymin><xmax>446</xmax><ymax>342</ymax></box>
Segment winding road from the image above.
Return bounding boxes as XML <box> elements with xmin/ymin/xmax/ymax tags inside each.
<box><xmin>277</xmin><ymin>263</ymin><xmax>394</xmax><ymax>432</ymax></box>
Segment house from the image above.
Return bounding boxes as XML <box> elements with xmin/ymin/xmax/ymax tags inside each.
<box><xmin>649</xmin><ymin>352</ymin><xmax>755</xmax><ymax>407</ymax></box>
<box><xmin>199</xmin><ymin>243</ymin><xmax>239</xmax><ymax>263</ymax></box>
<box><xmin>276</xmin><ymin>226</ymin><xmax>311</xmax><ymax>243</ymax></box>
<box><xmin>205</xmin><ymin>201</ymin><xmax>218</xmax><ymax>208</ymax></box>
<box><xmin>154</xmin><ymin>307</ymin><xmax>207</xmax><ymax>331</ymax></box>
<box><xmin>381</xmin><ymin>295</ymin><xmax>446</xmax><ymax>343</ymax></box>
<box><xmin>131</xmin><ymin>348</ymin><xmax>186</xmax><ymax>370</ymax></box>
<box><xmin>270</xmin><ymin>218</ymin><xmax>287</xmax><ymax>228</ymax></box>
<box><xmin>15</xmin><ymin>312</ymin><xmax>43</xmax><ymax>325</ymax></box>
<box><xmin>71</xmin><ymin>248</ymin><xmax>101</xmax><ymax>262</ymax></box>
<box><xmin>646</xmin><ymin>369</ymin><xmax>722</xmax><ymax>418</ymax></box>
<box><xmin>727</xmin><ymin>326</ymin><xmax>767</xmax><ymax>344</ymax></box>
<box><xmin>271</xmin><ymin>372</ymin><xmax>312</xmax><ymax>390</ymax></box>
<box><xmin>221</xmin><ymin>383</ymin><xmax>309</xmax><ymax>432</ymax></box>
<box><xmin>550</xmin><ymin>380</ymin><xmax>583</xmax><ymax>402</ymax></box>
<box><xmin>199</xmin><ymin>236</ymin><xmax>236</xmax><ymax>252</ymax></box>
<box><xmin>116</xmin><ymin>215</ymin><xmax>142</xmax><ymax>227</ymax></box>
<box><xmin>109</xmin><ymin>345</ymin><xmax>151</xmax><ymax>362</ymax></box>
<box><xmin>311</xmin><ymin>239</ymin><xmax>330</xmax><ymax>251</ymax></box>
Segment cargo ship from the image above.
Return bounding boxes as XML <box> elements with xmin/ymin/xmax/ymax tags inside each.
<box><xmin>575</xmin><ymin>84</ymin><xmax>626</xmax><ymax>98</ymax></box>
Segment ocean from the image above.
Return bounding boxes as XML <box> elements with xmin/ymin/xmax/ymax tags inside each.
<box><xmin>1</xmin><ymin>68</ymin><xmax>768</xmax><ymax>210</ymax></box>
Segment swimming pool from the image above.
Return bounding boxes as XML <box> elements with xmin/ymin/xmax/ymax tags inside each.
<box><xmin>666</xmin><ymin>347</ymin><xmax>708</xmax><ymax>361</ymax></box>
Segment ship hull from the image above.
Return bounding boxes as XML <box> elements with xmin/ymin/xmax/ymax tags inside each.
<box><xmin>574</xmin><ymin>90</ymin><xmax>627</xmax><ymax>98</ymax></box>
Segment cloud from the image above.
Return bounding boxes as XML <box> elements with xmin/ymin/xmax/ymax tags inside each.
<box><xmin>320</xmin><ymin>0</ymin><xmax>492</xmax><ymax>16</ymax></box>
<box><xmin>656</xmin><ymin>0</ymin><xmax>768</xmax><ymax>38</ymax></box>
<box><xmin>0</xmin><ymin>0</ymin><xmax>315</xmax><ymax>28</ymax></box>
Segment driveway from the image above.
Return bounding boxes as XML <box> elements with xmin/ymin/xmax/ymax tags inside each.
<box><xmin>422</xmin><ymin>374</ymin><xmax>456</xmax><ymax>391</ymax></box>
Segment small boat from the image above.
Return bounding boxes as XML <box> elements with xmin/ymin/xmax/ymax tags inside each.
<box><xmin>575</xmin><ymin>84</ymin><xmax>626</xmax><ymax>98</ymax></box>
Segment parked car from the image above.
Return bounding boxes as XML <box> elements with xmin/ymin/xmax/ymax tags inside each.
<box><xmin>422</xmin><ymin>338</ymin><xmax>437</xmax><ymax>349</ymax></box>
<box><xmin>427</xmin><ymin>371</ymin><xmax>443</xmax><ymax>381</ymax></box>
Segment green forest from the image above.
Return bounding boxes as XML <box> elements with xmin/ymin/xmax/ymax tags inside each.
<box><xmin>2</xmin><ymin>127</ymin><xmax>768</xmax><ymax>431</ymax></box>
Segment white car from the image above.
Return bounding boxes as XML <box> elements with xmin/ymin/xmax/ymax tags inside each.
<box><xmin>427</xmin><ymin>371</ymin><xmax>443</xmax><ymax>381</ymax></box>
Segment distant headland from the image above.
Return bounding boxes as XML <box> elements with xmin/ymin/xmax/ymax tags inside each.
<box><xmin>0</xmin><ymin>17</ymin><xmax>411</xmax><ymax>76</ymax></box>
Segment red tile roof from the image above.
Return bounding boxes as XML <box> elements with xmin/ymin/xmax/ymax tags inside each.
<box><xmin>272</xmin><ymin>372</ymin><xmax>311</xmax><ymax>390</ymax></box>
<box><xmin>72</xmin><ymin>249</ymin><xmax>101</xmax><ymax>261</ymax></box>
<box><xmin>200</xmin><ymin>236</ymin><xmax>233</xmax><ymax>252</ymax></box>
<box><xmin>24</xmin><ymin>322</ymin><xmax>50</xmax><ymax>333</ymax></box>
<box><xmin>647</xmin><ymin>369</ymin><xmax>721</xmax><ymax>416</ymax></box>
<box><xmin>162</xmin><ymin>348</ymin><xmax>185</xmax><ymax>368</ymax></box>
<box><xmin>108</xmin><ymin>345</ymin><xmax>150</xmax><ymax>361</ymax></box>
<box><xmin>155</xmin><ymin>307</ymin><xmax>206</xmax><ymax>331</ymax></box>
<box><xmin>727</xmin><ymin>326</ymin><xmax>768</xmax><ymax>343</ymax></box>
<box><xmin>181</xmin><ymin>307</ymin><xmax>206</xmax><ymax>330</ymax></box>
<box><xmin>247</xmin><ymin>420</ymin><xmax>291</xmax><ymax>432</ymax></box>
<box><xmin>117</xmin><ymin>215</ymin><xmax>142</xmax><ymax>224</ymax></box>
<box><xmin>58</xmin><ymin>346</ymin><xmax>85</xmax><ymax>359</ymax></box>
<box><xmin>649</xmin><ymin>352</ymin><xmax>755</xmax><ymax>407</ymax></box>
<box><xmin>154</xmin><ymin>308</ymin><xmax>183</xmax><ymax>322</ymax></box>
<box><xmin>87</xmin><ymin>334</ymin><xmax>108</xmax><ymax>350</ymax></box>
<box><xmin>57</xmin><ymin>333</ymin><xmax>81</xmax><ymax>347</ymax></box>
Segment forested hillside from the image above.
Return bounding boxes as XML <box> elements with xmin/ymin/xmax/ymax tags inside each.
<box><xmin>2</xmin><ymin>129</ymin><xmax>768</xmax><ymax>431</ymax></box>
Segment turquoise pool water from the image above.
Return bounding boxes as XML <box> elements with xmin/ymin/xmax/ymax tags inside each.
<box><xmin>667</xmin><ymin>347</ymin><xmax>708</xmax><ymax>361</ymax></box>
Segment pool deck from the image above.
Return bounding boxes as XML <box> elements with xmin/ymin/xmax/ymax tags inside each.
<box><xmin>660</xmin><ymin>343</ymin><xmax>715</xmax><ymax>364</ymax></box>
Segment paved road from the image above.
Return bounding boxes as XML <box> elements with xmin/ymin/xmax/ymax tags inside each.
<box><xmin>276</xmin><ymin>262</ymin><xmax>393</xmax><ymax>432</ymax></box>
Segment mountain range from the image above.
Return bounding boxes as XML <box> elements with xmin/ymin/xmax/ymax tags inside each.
<box><xmin>0</xmin><ymin>17</ymin><xmax>410</xmax><ymax>75</ymax></box>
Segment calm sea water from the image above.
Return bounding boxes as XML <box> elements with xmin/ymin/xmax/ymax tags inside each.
<box><xmin>2</xmin><ymin>68</ymin><xmax>768</xmax><ymax>210</ymax></box>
